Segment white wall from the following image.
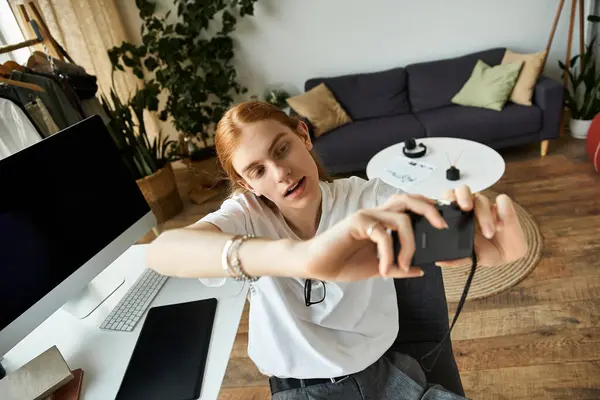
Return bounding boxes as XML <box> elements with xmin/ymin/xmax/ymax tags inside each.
<box><xmin>231</xmin><ymin>0</ymin><xmax>593</xmax><ymax>98</ymax></box>
<box><xmin>115</xmin><ymin>0</ymin><xmax>594</xmax><ymax>116</ymax></box>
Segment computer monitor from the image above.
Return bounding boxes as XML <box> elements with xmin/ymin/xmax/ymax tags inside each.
<box><xmin>0</xmin><ymin>115</ymin><xmax>157</xmax><ymax>358</ymax></box>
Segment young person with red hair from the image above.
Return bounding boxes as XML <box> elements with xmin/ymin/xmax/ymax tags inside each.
<box><xmin>148</xmin><ymin>101</ymin><xmax>527</xmax><ymax>399</ymax></box>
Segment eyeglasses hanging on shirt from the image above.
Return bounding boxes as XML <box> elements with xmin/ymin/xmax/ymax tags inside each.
<box><xmin>304</xmin><ymin>279</ymin><xmax>327</xmax><ymax>307</ymax></box>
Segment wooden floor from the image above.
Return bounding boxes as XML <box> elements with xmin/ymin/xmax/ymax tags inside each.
<box><xmin>145</xmin><ymin>135</ymin><xmax>600</xmax><ymax>399</ymax></box>
<box><xmin>449</xmin><ymin>136</ymin><xmax>600</xmax><ymax>400</ymax></box>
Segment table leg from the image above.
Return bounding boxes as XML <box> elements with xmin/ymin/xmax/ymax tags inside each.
<box><xmin>541</xmin><ymin>140</ymin><xmax>549</xmax><ymax>157</ymax></box>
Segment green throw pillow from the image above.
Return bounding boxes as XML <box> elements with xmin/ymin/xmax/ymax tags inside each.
<box><xmin>452</xmin><ymin>60</ymin><xmax>524</xmax><ymax>111</ymax></box>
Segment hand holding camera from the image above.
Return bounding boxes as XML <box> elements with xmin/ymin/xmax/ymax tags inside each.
<box><xmin>300</xmin><ymin>185</ymin><xmax>527</xmax><ymax>282</ymax></box>
<box><xmin>433</xmin><ymin>186</ymin><xmax>527</xmax><ymax>269</ymax></box>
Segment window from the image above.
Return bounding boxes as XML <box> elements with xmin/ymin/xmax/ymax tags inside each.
<box><xmin>0</xmin><ymin>0</ymin><xmax>31</xmax><ymax>65</ymax></box>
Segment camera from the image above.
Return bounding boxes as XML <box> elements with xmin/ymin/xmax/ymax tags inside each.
<box><xmin>391</xmin><ymin>200</ymin><xmax>475</xmax><ymax>266</ymax></box>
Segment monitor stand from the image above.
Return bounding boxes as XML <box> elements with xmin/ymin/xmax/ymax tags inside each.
<box><xmin>61</xmin><ymin>272</ymin><xmax>125</xmax><ymax>319</ymax></box>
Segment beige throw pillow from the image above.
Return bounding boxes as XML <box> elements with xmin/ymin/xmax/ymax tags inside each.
<box><xmin>501</xmin><ymin>49</ymin><xmax>546</xmax><ymax>106</ymax></box>
<box><xmin>286</xmin><ymin>83</ymin><xmax>352</xmax><ymax>137</ymax></box>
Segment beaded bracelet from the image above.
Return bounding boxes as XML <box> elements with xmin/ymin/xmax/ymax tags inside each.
<box><xmin>221</xmin><ymin>234</ymin><xmax>259</xmax><ymax>282</ymax></box>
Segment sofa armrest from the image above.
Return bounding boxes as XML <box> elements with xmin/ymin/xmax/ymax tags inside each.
<box><xmin>533</xmin><ymin>76</ymin><xmax>564</xmax><ymax>140</ymax></box>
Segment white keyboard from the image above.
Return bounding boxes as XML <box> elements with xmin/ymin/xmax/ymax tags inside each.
<box><xmin>100</xmin><ymin>268</ymin><xmax>168</xmax><ymax>332</ymax></box>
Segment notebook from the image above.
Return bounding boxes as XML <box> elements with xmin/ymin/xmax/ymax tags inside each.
<box><xmin>45</xmin><ymin>369</ymin><xmax>84</xmax><ymax>400</ymax></box>
<box><xmin>115</xmin><ymin>298</ymin><xmax>218</xmax><ymax>400</ymax></box>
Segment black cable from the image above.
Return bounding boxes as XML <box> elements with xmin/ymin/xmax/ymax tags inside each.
<box><xmin>420</xmin><ymin>250</ymin><xmax>478</xmax><ymax>373</ymax></box>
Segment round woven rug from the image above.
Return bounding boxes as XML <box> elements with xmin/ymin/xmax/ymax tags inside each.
<box><xmin>441</xmin><ymin>190</ymin><xmax>543</xmax><ymax>303</ymax></box>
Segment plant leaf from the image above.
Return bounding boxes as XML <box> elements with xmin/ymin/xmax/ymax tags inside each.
<box><xmin>570</xmin><ymin>54</ymin><xmax>580</xmax><ymax>68</ymax></box>
<box><xmin>132</xmin><ymin>66</ymin><xmax>144</xmax><ymax>79</ymax></box>
<box><xmin>143</xmin><ymin>56</ymin><xmax>159</xmax><ymax>72</ymax></box>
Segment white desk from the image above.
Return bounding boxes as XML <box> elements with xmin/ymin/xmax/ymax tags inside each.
<box><xmin>3</xmin><ymin>244</ymin><xmax>249</xmax><ymax>400</ymax></box>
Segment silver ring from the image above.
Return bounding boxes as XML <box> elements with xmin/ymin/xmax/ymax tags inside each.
<box><xmin>366</xmin><ymin>221</ymin><xmax>379</xmax><ymax>237</ymax></box>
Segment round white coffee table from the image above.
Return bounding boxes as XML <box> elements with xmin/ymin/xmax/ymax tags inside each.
<box><xmin>366</xmin><ymin>137</ymin><xmax>505</xmax><ymax>199</ymax></box>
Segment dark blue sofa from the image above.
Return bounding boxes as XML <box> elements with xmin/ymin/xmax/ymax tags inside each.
<box><xmin>300</xmin><ymin>47</ymin><xmax>564</xmax><ymax>174</ymax></box>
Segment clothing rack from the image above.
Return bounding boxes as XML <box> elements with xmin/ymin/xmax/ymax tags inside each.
<box><xmin>0</xmin><ymin>37</ymin><xmax>42</xmax><ymax>55</ymax></box>
<box><xmin>0</xmin><ymin>2</ymin><xmax>106</xmax><ymax>162</ymax></box>
<box><xmin>0</xmin><ymin>76</ymin><xmax>44</xmax><ymax>92</ymax></box>
<box><xmin>0</xmin><ymin>3</ymin><xmax>65</xmax><ymax>93</ymax></box>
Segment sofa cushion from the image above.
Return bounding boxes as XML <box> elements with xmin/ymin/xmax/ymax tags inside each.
<box><xmin>501</xmin><ymin>49</ymin><xmax>547</xmax><ymax>106</ymax></box>
<box><xmin>415</xmin><ymin>103</ymin><xmax>542</xmax><ymax>143</ymax></box>
<box><xmin>286</xmin><ymin>83</ymin><xmax>352</xmax><ymax>137</ymax></box>
<box><xmin>406</xmin><ymin>48</ymin><xmax>506</xmax><ymax>112</ymax></box>
<box><xmin>312</xmin><ymin>114</ymin><xmax>425</xmax><ymax>173</ymax></box>
<box><xmin>305</xmin><ymin>67</ymin><xmax>411</xmax><ymax>120</ymax></box>
<box><xmin>451</xmin><ymin>60</ymin><xmax>524</xmax><ymax>111</ymax></box>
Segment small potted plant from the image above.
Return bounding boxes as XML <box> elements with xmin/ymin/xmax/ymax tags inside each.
<box><xmin>264</xmin><ymin>88</ymin><xmax>291</xmax><ymax>109</ymax></box>
<box><xmin>101</xmin><ymin>85</ymin><xmax>183</xmax><ymax>224</ymax></box>
<box><xmin>559</xmin><ymin>38</ymin><xmax>600</xmax><ymax>139</ymax></box>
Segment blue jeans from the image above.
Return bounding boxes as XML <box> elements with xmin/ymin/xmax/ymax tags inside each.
<box><xmin>271</xmin><ymin>350</ymin><xmax>468</xmax><ymax>400</ymax></box>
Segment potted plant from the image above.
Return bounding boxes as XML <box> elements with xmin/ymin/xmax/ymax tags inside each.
<box><xmin>559</xmin><ymin>37</ymin><xmax>600</xmax><ymax>139</ymax></box>
<box><xmin>108</xmin><ymin>0</ymin><xmax>257</xmax><ymax>193</ymax></box>
<box><xmin>101</xmin><ymin>85</ymin><xmax>183</xmax><ymax>223</ymax></box>
<box><xmin>264</xmin><ymin>88</ymin><xmax>291</xmax><ymax>109</ymax></box>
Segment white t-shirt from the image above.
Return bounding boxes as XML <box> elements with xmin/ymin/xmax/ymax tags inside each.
<box><xmin>200</xmin><ymin>177</ymin><xmax>402</xmax><ymax>379</ymax></box>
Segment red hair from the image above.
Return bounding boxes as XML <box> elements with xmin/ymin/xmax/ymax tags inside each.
<box><xmin>215</xmin><ymin>101</ymin><xmax>331</xmax><ymax>197</ymax></box>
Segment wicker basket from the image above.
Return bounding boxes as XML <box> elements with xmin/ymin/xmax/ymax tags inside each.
<box><xmin>136</xmin><ymin>163</ymin><xmax>183</xmax><ymax>224</ymax></box>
